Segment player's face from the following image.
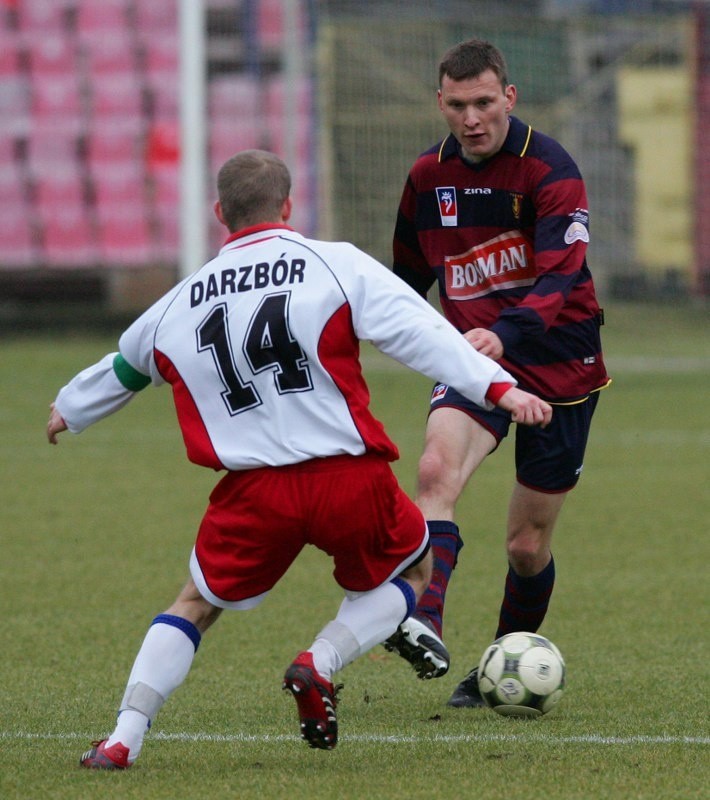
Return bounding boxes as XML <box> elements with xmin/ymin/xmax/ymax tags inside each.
<box><xmin>438</xmin><ymin>70</ymin><xmax>517</xmax><ymax>162</ymax></box>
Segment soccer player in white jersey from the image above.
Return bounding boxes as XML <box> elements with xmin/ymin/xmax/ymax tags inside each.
<box><xmin>47</xmin><ymin>150</ymin><xmax>551</xmax><ymax>768</ymax></box>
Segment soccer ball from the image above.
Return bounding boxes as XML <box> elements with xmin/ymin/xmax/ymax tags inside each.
<box><xmin>477</xmin><ymin>632</ymin><xmax>566</xmax><ymax>717</ymax></box>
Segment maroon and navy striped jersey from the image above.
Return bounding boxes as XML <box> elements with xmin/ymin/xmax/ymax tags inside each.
<box><xmin>393</xmin><ymin>115</ymin><xmax>610</xmax><ymax>402</ymax></box>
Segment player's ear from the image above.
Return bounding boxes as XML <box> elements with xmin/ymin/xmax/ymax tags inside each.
<box><xmin>214</xmin><ymin>200</ymin><xmax>227</xmax><ymax>227</ymax></box>
<box><xmin>504</xmin><ymin>83</ymin><xmax>517</xmax><ymax>113</ymax></box>
<box><xmin>281</xmin><ymin>196</ymin><xmax>293</xmax><ymax>223</ymax></box>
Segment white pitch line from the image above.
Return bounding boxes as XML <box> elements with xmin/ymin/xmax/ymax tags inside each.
<box><xmin>2</xmin><ymin>730</ymin><xmax>708</xmax><ymax>746</ymax></box>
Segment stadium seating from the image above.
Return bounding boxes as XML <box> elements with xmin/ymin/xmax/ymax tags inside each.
<box><xmin>0</xmin><ymin>0</ymin><xmax>314</xmax><ymax>272</ymax></box>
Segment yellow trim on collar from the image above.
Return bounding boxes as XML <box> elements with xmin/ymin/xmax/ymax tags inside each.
<box><xmin>519</xmin><ymin>125</ymin><xmax>533</xmax><ymax>157</ymax></box>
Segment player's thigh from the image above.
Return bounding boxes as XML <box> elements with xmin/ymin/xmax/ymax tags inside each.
<box><xmin>421</xmin><ymin>405</ymin><xmax>499</xmax><ymax>485</ymax></box>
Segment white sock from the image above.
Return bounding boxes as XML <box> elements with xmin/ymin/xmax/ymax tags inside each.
<box><xmin>106</xmin><ymin>619</ymin><xmax>198</xmax><ymax>762</ymax></box>
<box><xmin>335</xmin><ymin>581</ymin><xmax>408</xmax><ymax>655</ymax></box>
<box><xmin>309</xmin><ymin>638</ymin><xmax>343</xmax><ymax>682</ymax></box>
<box><xmin>308</xmin><ymin>581</ymin><xmax>410</xmax><ymax>681</ymax></box>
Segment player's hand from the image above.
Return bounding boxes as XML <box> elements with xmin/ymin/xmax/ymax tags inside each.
<box><xmin>464</xmin><ymin>328</ymin><xmax>504</xmax><ymax>360</ymax></box>
<box><xmin>47</xmin><ymin>403</ymin><xmax>68</xmax><ymax>444</ymax></box>
<box><xmin>496</xmin><ymin>387</ymin><xmax>552</xmax><ymax>428</ymax></box>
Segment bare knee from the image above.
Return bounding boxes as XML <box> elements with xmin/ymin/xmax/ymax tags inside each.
<box><xmin>416</xmin><ymin>450</ymin><xmax>462</xmax><ymax>511</ymax></box>
<box><xmin>506</xmin><ymin>531</ymin><xmax>550</xmax><ymax>576</ymax></box>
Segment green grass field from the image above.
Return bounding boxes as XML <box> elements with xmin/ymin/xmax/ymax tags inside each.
<box><xmin>1</xmin><ymin>301</ymin><xmax>708</xmax><ymax>799</ymax></box>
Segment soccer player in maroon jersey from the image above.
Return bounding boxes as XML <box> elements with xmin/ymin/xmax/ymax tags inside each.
<box><xmin>47</xmin><ymin>150</ymin><xmax>551</xmax><ymax>767</ymax></box>
<box><xmin>386</xmin><ymin>39</ymin><xmax>611</xmax><ymax>706</ymax></box>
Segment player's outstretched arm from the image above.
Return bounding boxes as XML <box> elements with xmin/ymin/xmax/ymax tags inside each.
<box><xmin>47</xmin><ymin>403</ymin><xmax>68</xmax><ymax>444</ymax></box>
<box><xmin>496</xmin><ymin>387</ymin><xmax>552</xmax><ymax>428</ymax></box>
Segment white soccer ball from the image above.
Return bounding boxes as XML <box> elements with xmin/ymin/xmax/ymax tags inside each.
<box><xmin>477</xmin><ymin>632</ymin><xmax>566</xmax><ymax>717</ymax></box>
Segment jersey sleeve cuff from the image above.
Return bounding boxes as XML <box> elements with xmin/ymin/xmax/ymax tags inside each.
<box><xmin>485</xmin><ymin>381</ymin><xmax>515</xmax><ymax>405</ymax></box>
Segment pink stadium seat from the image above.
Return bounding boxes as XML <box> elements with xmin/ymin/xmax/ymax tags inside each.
<box><xmin>0</xmin><ymin>206</ymin><xmax>38</xmax><ymax>268</ymax></box>
<box><xmin>151</xmin><ymin>166</ymin><xmax>179</xmax><ymax>209</ymax></box>
<box><xmin>133</xmin><ymin>0</ymin><xmax>177</xmax><ymax>34</ymax></box>
<box><xmin>146</xmin><ymin>73</ymin><xmax>179</xmax><ymax>117</ymax></box>
<box><xmin>16</xmin><ymin>0</ymin><xmax>67</xmax><ymax>34</ymax></box>
<box><xmin>41</xmin><ymin>205</ymin><xmax>97</xmax><ymax>268</ymax></box>
<box><xmin>82</xmin><ymin>32</ymin><xmax>139</xmax><ymax>76</ymax></box>
<box><xmin>28</xmin><ymin>35</ymin><xmax>77</xmax><ymax>76</ymax></box>
<box><xmin>91</xmin><ymin>161</ymin><xmax>147</xmax><ymax>207</ymax></box>
<box><xmin>95</xmin><ymin>202</ymin><xmax>154</xmax><ymax>266</ymax></box>
<box><xmin>144</xmin><ymin>33</ymin><xmax>179</xmax><ymax>73</ymax></box>
<box><xmin>154</xmin><ymin>203</ymin><xmax>179</xmax><ymax>261</ymax></box>
<box><xmin>89</xmin><ymin>74</ymin><xmax>143</xmax><ymax>118</ymax></box>
<box><xmin>26</xmin><ymin>121</ymin><xmax>80</xmax><ymax>173</ymax></box>
<box><xmin>76</xmin><ymin>0</ymin><xmax>130</xmax><ymax>40</ymax></box>
<box><xmin>257</xmin><ymin>0</ymin><xmax>284</xmax><ymax>50</ymax></box>
<box><xmin>0</xmin><ymin>76</ymin><xmax>29</xmax><ymax>135</ymax></box>
<box><xmin>209</xmin><ymin>119</ymin><xmax>262</xmax><ymax>174</ymax></box>
<box><xmin>0</xmin><ymin>33</ymin><xmax>22</xmax><ymax>77</ymax></box>
<box><xmin>31</xmin><ymin>73</ymin><xmax>83</xmax><ymax>119</ymax></box>
<box><xmin>208</xmin><ymin>75</ymin><xmax>260</xmax><ymax>119</ymax></box>
<box><xmin>0</xmin><ymin>160</ymin><xmax>27</xmax><ymax>210</ymax></box>
<box><xmin>35</xmin><ymin>168</ymin><xmax>85</xmax><ymax>214</ymax></box>
<box><xmin>85</xmin><ymin>117</ymin><xmax>144</xmax><ymax>167</ymax></box>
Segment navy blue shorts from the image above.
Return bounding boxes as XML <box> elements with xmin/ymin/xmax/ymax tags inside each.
<box><xmin>429</xmin><ymin>384</ymin><xmax>601</xmax><ymax>493</ymax></box>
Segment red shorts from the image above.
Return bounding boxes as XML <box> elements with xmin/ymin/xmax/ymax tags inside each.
<box><xmin>191</xmin><ymin>454</ymin><xmax>428</xmax><ymax>608</ymax></box>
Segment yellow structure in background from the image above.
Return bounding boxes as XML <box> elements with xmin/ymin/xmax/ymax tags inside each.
<box><xmin>617</xmin><ymin>65</ymin><xmax>693</xmax><ymax>276</ymax></box>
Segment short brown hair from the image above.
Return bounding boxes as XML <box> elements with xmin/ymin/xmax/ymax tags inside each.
<box><xmin>217</xmin><ymin>149</ymin><xmax>291</xmax><ymax>231</ymax></box>
<box><xmin>438</xmin><ymin>38</ymin><xmax>508</xmax><ymax>87</ymax></box>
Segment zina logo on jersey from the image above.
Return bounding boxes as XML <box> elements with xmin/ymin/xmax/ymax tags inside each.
<box><xmin>436</xmin><ymin>187</ymin><xmax>458</xmax><ymax>227</ymax></box>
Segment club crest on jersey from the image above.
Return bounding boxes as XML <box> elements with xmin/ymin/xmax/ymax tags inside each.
<box><xmin>431</xmin><ymin>383</ymin><xmax>448</xmax><ymax>402</ymax></box>
<box><xmin>436</xmin><ymin>187</ymin><xmax>458</xmax><ymax>227</ymax></box>
<box><xmin>511</xmin><ymin>192</ymin><xmax>523</xmax><ymax>221</ymax></box>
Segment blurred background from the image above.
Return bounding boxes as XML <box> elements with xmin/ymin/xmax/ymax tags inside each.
<box><xmin>0</xmin><ymin>0</ymin><xmax>708</xmax><ymax>327</ymax></box>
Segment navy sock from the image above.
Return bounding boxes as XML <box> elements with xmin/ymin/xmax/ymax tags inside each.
<box><xmin>414</xmin><ymin>520</ymin><xmax>463</xmax><ymax>637</ymax></box>
<box><xmin>495</xmin><ymin>555</ymin><xmax>555</xmax><ymax>639</ymax></box>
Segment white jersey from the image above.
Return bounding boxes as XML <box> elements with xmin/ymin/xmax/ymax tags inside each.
<box><xmin>55</xmin><ymin>224</ymin><xmax>516</xmax><ymax>470</ymax></box>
